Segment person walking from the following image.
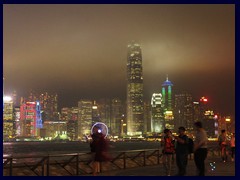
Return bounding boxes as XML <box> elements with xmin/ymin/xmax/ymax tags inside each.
<box><xmin>193</xmin><ymin>121</ymin><xmax>208</xmax><ymax>176</ymax></box>
<box><xmin>230</xmin><ymin>133</ymin><xmax>235</xmax><ymax>161</ymax></box>
<box><xmin>218</xmin><ymin>129</ymin><xmax>228</xmax><ymax>162</ymax></box>
<box><xmin>161</xmin><ymin>129</ymin><xmax>175</xmax><ymax>176</ymax></box>
<box><xmin>174</xmin><ymin>126</ymin><xmax>189</xmax><ymax>176</ymax></box>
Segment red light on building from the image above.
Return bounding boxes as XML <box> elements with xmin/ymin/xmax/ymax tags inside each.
<box><xmin>200</xmin><ymin>97</ymin><xmax>208</xmax><ymax>102</ymax></box>
<box><xmin>26</xmin><ymin>102</ymin><xmax>36</xmax><ymax>105</ymax></box>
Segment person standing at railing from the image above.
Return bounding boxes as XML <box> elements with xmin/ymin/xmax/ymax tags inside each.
<box><xmin>90</xmin><ymin>132</ymin><xmax>111</xmax><ymax>176</ymax></box>
<box><xmin>230</xmin><ymin>133</ymin><xmax>235</xmax><ymax>162</ymax></box>
<box><xmin>174</xmin><ymin>126</ymin><xmax>189</xmax><ymax>176</ymax></box>
<box><xmin>218</xmin><ymin>129</ymin><xmax>228</xmax><ymax>162</ymax></box>
<box><xmin>193</xmin><ymin>121</ymin><xmax>208</xmax><ymax>176</ymax></box>
<box><xmin>161</xmin><ymin>129</ymin><xmax>175</xmax><ymax>176</ymax></box>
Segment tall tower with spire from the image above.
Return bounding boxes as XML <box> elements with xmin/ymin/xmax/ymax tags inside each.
<box><xmin>161</xmin><ymin>75</ymin><xmax>174</xmax><ymax>130</ymax></box>
<box><xmin>126</xmin><ymin>41</ymin><xmax>144</xmax><ymax>136</ymax></box>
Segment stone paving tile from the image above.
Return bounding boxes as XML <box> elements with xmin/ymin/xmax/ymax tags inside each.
<box><xmin>4</xmin><ymin>156</ymin><xmax>235</xmax><ymax>176</ymax></box>
<box><xmin>95</xmin><ymin>157</ymin><xmax>235</xmax><ymax>176</ymax></box>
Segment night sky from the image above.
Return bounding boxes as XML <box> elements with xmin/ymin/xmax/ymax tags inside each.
<box><xmin>3</xmin><ymin>4</ymin><xmax>235</xmax><ymax>117</ymax></box>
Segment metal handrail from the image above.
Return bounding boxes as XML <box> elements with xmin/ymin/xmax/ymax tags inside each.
<box><xmin>3</xmin><ymin>147</ymin><xmax>220</xmax><ymax>176</ymax></box>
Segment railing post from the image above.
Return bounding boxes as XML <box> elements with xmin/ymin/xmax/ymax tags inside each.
<box><xmin>42</xmin><ymin>156</ymin><xmax>49</xmax><ymax>176</ymax></box>
<box><xmin>9</xmin><ymin>157</ymin><xmax>13</xmax><ymax>176</ymax></box>
<box><xmin>157</xmin><ymin>150</ymin><xmax>160</xmax><ymax>164</ymax></box>
<box><xmin>143</xmin><ymin>151</ymin><xmax>146</xmax><ymax>166</ymax></box>
<box><xmin>46</xmin><ymin>155</ymin><xmax>50</xmax><ymax>176</ymax></box>
<box><xmin>42</xmin><ymin>158</ymin><xmax>45</xmax><ymax>176</ymax></box>
<box><xmin>100</xmin><ymin>162</ymin><xmax>102</xmax><ymax>173</ymax></box>
<box><xmin>123</xmin><ymin>152</ymin><xmax>126</xmax><ymax>169</ymax></box>
<box><xmin>76</xmin><ymin>154</ymin><xmax>79</xmax><ymax>175</ymax></box>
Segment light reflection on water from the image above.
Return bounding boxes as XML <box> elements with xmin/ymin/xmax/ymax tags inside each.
<box><xmin>3</xmin><ymin>141</ymin><xmax>161</xmax><ymax>156</ymax></box>
<box><xmin>3</xmin><ymin>141</ymin><xmax>162</xmax><ymax>164</ymax></box>
<box><xmin>3</xmin><ymin>141</ymin><xmax>218</xmax><ymax>156</ymax></box>
<box><xmin>3</xmin><ymin>141</ymin><xmax>218</xmax><ymax>165</ymax></box>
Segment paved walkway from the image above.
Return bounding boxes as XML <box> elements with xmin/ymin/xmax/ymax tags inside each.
<box><xmin>94</xmin><ymin>157</ymin><xmax>235</xmax><ymax>176</ymax></box>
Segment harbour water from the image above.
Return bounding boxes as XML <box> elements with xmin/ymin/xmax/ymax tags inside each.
<box><xmin>3</xmin><ymin>141</ymin><xmax>162</xmax><ymax>156</ymax></box>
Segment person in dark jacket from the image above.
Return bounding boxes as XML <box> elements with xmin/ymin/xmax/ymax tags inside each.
<box><xmin>174</xmin><ymin>126</ymin><xmax>189</xmax><ymax>176</ymax></box>
<box><xmin>90</xmin><ymin>132</ymin><xmax>110</xmax><ymax>176</ymax></box>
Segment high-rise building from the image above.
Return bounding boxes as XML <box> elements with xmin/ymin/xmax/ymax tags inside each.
<box><xmin>193</xmin><ymin>101</ymin><xmax>201</xmax><ymax>122</ymax></box>
<box><xmin>126</xmin><ymin>41</ymin><xmax>144</xmax><ymax>136</ymax></box>
<box><xmin>198</xmin><ymin>97</ymin><xmax>217</xmax><ymax>137</ymax></box>
<box><xmin>12</xmin><ymin>90</ymin><xmax>18</xmax><ymax>107</ymax></box>
<box><xmin>43</xmin><ymin>120</ymin><xmax>67</xmax><ymax>140</ymax></box>
<box><xmin>192</xmin><ymin>97</ymin><xmax>217</xmax><ymax>137</ymax></box>
<box><xmin>78</xmin><ymin>99</ymin><xmax>93</xmax><ymax>137</ymax></box>
<box><xmin>151</xmin><ymin>93</ymin><xmax>164</xmax><ymax>133</ymax></box>
<box><xmin>60</xmin><ymin>107</ymin><xmax>78</xmax><ymax>140</ymax></box>
<box><xmin>203</xmin><ymin>110</ymin><xmax>217</xmax><ymax>137</ymax></box>
<box><xmin>110</xmin><ymin>98</ymin><xmax>125</xmax><ymax>136</ymax></box>
<box><xmin>161</xmin><ymin>76</ymin><xmax>174</xmax><ymax>131</ymax></box>
<box><xmin>3</xmin><ymin>96</ymin><xmax>14</xmax><ymax>140</ymax></box>
<box><xmin>61</xmin><ymin>107</ymin><xmax>69</xmax><ymax>121</ymax></box>
<box><xmin>96</xmin><ymin>98</ymin><xmax>111</xmax><ymax>130</ymax></box>
<box><xmin>174</xmin><ymin>92</ymin><xmax>193</xmax><ymax>132</ymax></box>
<box><xmin>20</xmin><ymin>101</ymin><xmax>43</xmax><ymax>137</ymax></box>
<box><xmin>25</xmin><ymin>91</ymin><xmax>59</xmax><ymax>122</ymax></box>
<box><xmin>92</xmin><ymin>100</ymin><xmax>100</xmax><ymax>125</ymax></box>
<box><xmin>14</xmin><ymin>106</ymin><xmax>21</xmax><ymax>137</ymax></box>
<box><xmin>144</xmin><ymin>101</ymin><xmax>151</xmax><ymax>133</ymax></box>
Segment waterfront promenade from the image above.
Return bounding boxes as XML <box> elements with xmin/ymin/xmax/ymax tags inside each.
<box><xmin>96</xmin><ymin>157</ymin><xmax>235</xmax><ymax>176</ymax></box>
<box><xmin>3</xmin><ymin>154</ymin><xmax>235</xmax><ymax>176</ymax></box>
<box><xmin>3</xmin><ymin>141</ymin><xmax>235</xmax><ymax>176</ymax></box>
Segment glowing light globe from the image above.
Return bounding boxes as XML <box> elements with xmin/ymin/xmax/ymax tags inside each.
<box><xmin>91</xmin><ymin>122</ymin><xmax>108</xmax><ymax>138</ymax></box>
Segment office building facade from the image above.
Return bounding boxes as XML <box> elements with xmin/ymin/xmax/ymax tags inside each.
<box><xmin>162</xmin><ymin>76</ymin><xmax>174</xmax><ymax>130</ymax></box>
<box><xmin>151</xmin><ymin>93</ymin><xmax>164</xmax><ymax>133</ymax></box>
<box><xmin>126</xmin><ymin>42</ymin><xmax>144</xmax><ymax>136</ymax></box>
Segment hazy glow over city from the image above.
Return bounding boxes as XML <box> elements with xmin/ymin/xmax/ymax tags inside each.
<box><xmin>3</xmin><ymin>4</ymin><xmax>235</xmax><ymax>117</ymax></box>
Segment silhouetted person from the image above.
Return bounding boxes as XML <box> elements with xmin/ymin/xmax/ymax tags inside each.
<box><xmin>161</xmin><ymin>129</ymin><xmax>175</xmax><ymax>176</ymax></box>
<box><xmin>175</xmin><ymin>126</ymin><xmax>189</xmax><ymax>176</ymax></box>
<box><xmin>90</xmin><ymin>132</ymin><xmax>110</xmax><ymax>176</ymax></box>
<box><xmin>193</xmin><ymin>121</ymin><xmax>208</xmax><ymax>176</ymax></box>
<box><xmin>218</xmin><ymin>129</ymin><xmax>228</xmax><ymax>162</ymax></box>
<box><xmin>230</xmin><ymin>133</ymin><xmax>235</xmax><ymax>161</ymax></box>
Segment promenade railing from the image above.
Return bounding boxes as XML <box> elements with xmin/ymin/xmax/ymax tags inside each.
<box><xmin>3</xmin><ymin>147</ymin><xmax>220</xmax><ymax>176</ymax></box>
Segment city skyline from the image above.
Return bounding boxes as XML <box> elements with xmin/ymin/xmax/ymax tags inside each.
<box><xmin>3</xmin><ymin>4</ymin><xmax>235</xmax><ymax>118</ymax></box>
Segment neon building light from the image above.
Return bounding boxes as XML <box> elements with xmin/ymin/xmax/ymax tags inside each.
<box><xmin>161</xmin><ymin>75</ymin><xmax>174</xmax><ymax>130</ymax></box>
<box><xmin>20</xmin><ymin>101</ymin><xmax>43</xmax><ymax>137</ymax></box>
<box><xmin>151</xmin><ymin>93</ymin><xmax>164</xmax><ymax>133</ymax></box>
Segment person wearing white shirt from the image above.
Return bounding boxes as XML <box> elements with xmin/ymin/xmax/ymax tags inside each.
<box><xmin>193</xmin><ymin>121</ymin><xmax>208</xmax><ymax>176</ymax></box>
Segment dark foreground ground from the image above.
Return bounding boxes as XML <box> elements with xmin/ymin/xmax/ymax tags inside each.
<box><xmin>95</xmin><ymin>156</ymin><xmax>235</xmax><ymax>176</ymax></box>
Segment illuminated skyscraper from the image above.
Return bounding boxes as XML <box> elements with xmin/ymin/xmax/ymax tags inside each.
<box><xmin>26</xmin><ymin>91</ymin><xmax>59</xmax><ymax>122</ymax></box>
<box><xmin>20</xmin><ymin>101</ymin><xmax>43</xmax><ymax>137</ymax></box>
<box><xmin>174</xmin><ymin>92</ymin><xmax>193</xmax><ymax>132</ymax></box>
<box><xmin>111</xmin><ymin>98</ymin><xmax>125</xmax><ymax>136</ymax></box>
<box><xmin>162</xmin><ymin>76</ymin><xmax>174</xmax><ymax>130</ymax></box>
<box><xmin>151</xmin><ymin>93</ymin><xmax>164</xmax><ymax>133</ymax></box>
<box><xmin>96</xmin><ymin>98</ymin><xmax>111</xmax><ymax>130</ymax></box>
<box><xmin>3</xmin><ymin>96</ymin><xmax>14</xmax><ymax>140</ymax></box>
<box><xmin>144</xmin><ymin>101</ymin><xmax>151</xmax><ymax>133</ymax></box>
<box><xmin>126</xmin><ymin>41</ymin><xmax>144</xmax><ymax>136</ymax></box>
<box><xmin>78</xmin><ymin>99</ymin><xmax>93</xmax><ymax>137</ymax></box>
